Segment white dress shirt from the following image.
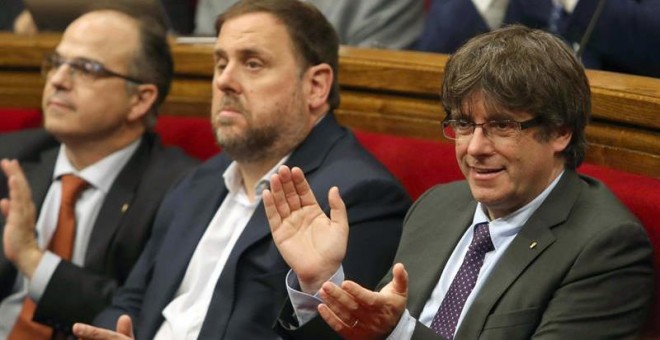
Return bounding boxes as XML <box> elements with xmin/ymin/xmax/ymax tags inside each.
<box><xmin>0</xmin><ymin>140</ymin><xmax>140</xmax><ymax>337</ymax></box>
<box><xmin>154</xmin><ymin>156</ymin><xmax>288</xmax><ymax>340</ymax></box>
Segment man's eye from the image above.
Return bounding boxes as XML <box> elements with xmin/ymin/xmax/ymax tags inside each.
<box><xmin>455</xmin><ymin>121</ymin><xmax>472</xmax><ymax>129</ymax></box>
<box><xmin>81</xmin><ymin>61</ymin><xmax>100</xmax><ymax>74</ymax></box>
<box><xmin>70</xmin><ymin>60</ymin><xmax>97</xmax><ymax>75</ymax></box>
<box><xmin>245</xmin><ymin>60</ymin><xmax>263</xmax><ymax>70</ymax></box>
<box><xmin>491</xmin><ymin>121</ymin><xmax>514</xmax><ymax>130</ymax></box>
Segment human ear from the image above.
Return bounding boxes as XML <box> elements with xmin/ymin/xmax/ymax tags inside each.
<box><xmin>552</xmin><ymin>127</ymin><xmax>573</xmax><ymax>153</ymax></box>
<box><xmin>127</xmin><ymin>84</ymin><xmax>158</xmax><ymax>123</ymax></box>
<box><xmin>305</xmin><ymin>63</ymin><xmax>333</xmax><ymax>114</ymax></box>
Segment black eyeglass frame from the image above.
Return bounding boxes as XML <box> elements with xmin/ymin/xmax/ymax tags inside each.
<box><xmin>41</xmin><ymin>52</ymin><xmax>145</xmax><ymax>85</ymax></box>
<box><xmin>441</xmin><ymin>116</ymin><xmax>543</xmax><ymax>140</ymax></box>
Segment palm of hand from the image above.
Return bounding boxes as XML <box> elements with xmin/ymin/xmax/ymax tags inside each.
<box><xmin>1</xmin><ymin>160</ymin><xmax>38</xmax><ymax>263</ymax></box>
<box><xmin>273</xmin><ymin>203</ymin><xmax>347</xmax><ymax>283</ymax></box>
<box><xmin>345</xmin><ymin>285</ymin><xmax>407</xmax><ymax>339</ymax></box>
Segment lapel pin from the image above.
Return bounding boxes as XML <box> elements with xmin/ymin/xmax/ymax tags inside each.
<box><xmin>121</xmin><ymin>203</ymin><xmax>129</xmax><ymax>213</ymax></box>
<box><xmin>530</xmin><ymin>241</ymin><xmax>537</xmax><ymax>249</ymax></box>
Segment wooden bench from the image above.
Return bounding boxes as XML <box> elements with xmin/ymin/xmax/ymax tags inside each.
<box><xmin>0</xmin><ymin>33</ymin><xmax>658</xmax><ymax>337</ymax></box>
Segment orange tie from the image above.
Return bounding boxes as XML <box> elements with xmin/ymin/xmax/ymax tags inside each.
<box><xmin>9</xmin><ymin>174</ymin><xmax>88</xmax><ymax>340</ymax></box>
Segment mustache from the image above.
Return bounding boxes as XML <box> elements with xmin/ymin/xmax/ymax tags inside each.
<box><xmin>218</xmin><ymin>95</ymin><xmax>246</xmax><ymax>113</ymax></box>
<box><xmin>45</xmin><ymin>93</ymin><xmax>74</xmax><ymax>108</ymax></box>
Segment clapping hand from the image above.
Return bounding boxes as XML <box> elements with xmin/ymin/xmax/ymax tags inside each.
<box><xmin>73</xmin><ymin>314</ymin><xmax>134</xmax><ymax>340</ymax></box>
<box><xmin>317</xmin><ymin>263</ymin><xmax>410</xmax><ymax>339</ymax></box>
<box><xmin>1</xmin><ymin>159</ymin><xmax>41</xmax><ymax>278</ymax></box>
<box><xmin>263</xmin><ymin>165</ymin><xmax>348</xmax><ymax>293</ymax></box>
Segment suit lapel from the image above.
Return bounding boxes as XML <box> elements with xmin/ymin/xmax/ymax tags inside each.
<box><xmin>142</xmin><ymin>155</ymin><xmax>230</xmax><ymax>339</ymax></box>
<box><xmin>456</xmin><ymin>171</ymin><xmax>582</xmax><ymax>338</ymax></box>
<box><xmin>406</xmin><ymin>195</ymin><xmax>476</xmax><ymax>317</ymax></box>
<box><xmin>197</xmin><ymin>114</ymin><xmax>346</xmax><ymax>338</ymax></box>
<box><xmin>84</xmin><ymin>137</ymin><xmax>152</xmax><ymax>269</ymax></box>
<box><xmin>24</xmin><ymin>148</ymin><xmax>58</xmax><ymax>210</ymax></box>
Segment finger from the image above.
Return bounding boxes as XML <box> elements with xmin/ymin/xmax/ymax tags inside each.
<box><xmin>6</xmin><ymin>173</ymin><xmax>35</xmax><ymax>225</ymax></box>
<box><xmin>328</xmin><ymin>187</ymin><xmax>347</xmax><ymax>229</ymax></box>
<box><xmin>0</xmin><ymin>198</ymin><xmax>8</xmax><ymax>217</ymax></box>
<box><xmin>319</xmin><ymin>282</ymin><xmax>360</xmax><ymax>322</ymax></box>
<box><xmin>341</xmin><ymin>280</ymin><xmax>380</xmax><ymax>308</ymax></box>
<box><xmin>290</xmin><ymin>167</ymin><xmax>319</xmax><ymax>208</ymax></box>
<box><xmin>115</xmin><ymin>315</ymin><xmax>134</xmax><ymax>337</ymax></box>
<box><xmin>0</xmin><ymin>158</ymin><xmax>12</xmax><ymax>177</ymax></box>
<box><xmin>72</xmin><ymin>322</ymin><xmax>126</xmax><ymax>339</ymax></box>
<box><xmin>268</xmin><ymin>172</ymin><xmax>291</xmax><ymax>219</ymax></box>
<box><xmin>262</xmin><ymin>189</ymin><xmax>282</xmax><ymax>233</ymax></box>
<box><xmin>391</xmin><ymin>263</ymin><xmax>409</xmax><ymax>296</ymax></box>
<box><xmin>5</xmin><ymin>160</ymin><xmax>32</xmax><ymax>205</ymax></box>
<box><xmin>277</xmin><ymin>165</ymin><xmax>302</xmax><ymax>211</ymax></box>
<box><xmin>318</xmin><ymin>303</ymin><xmax>353</xmax><ymax>335</ymax></box>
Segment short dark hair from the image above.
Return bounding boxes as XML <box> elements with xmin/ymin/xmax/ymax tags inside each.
<box><xmin>215</xmin><ymin>0</ymin><xmax>340</xmax><ymax>110</ymax></box>
<box><xmin>441</xmin><ymin>25</ymin><xmax>591</xmax><ymax>169</ymax></box>
<box><xmin>87</xmin><ymin>2</ymin><xmax>173</xmax><ymax>128</ymax></box>
<box><xmin>129</xmin><ymin>18</ymin><xmax>173</xmax><ymax>127</ymax></box>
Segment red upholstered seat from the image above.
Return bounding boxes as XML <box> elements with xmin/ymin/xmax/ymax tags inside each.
<box><xmin>155</xmin><ymin>115</ymin><xmax>220</xmax><ymax>160</ymax></box>
<box><xmin>0</xmin><ymin>108</ymin><xmax>43</xmax><ymax>132</ymax></box>
<box><xmin>1</xmin><ymin>109</ymin><xmax>658</xmax><ymax>336</ymax></box>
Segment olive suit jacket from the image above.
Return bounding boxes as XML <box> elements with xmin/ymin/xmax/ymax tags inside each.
<box><xmin>278</xmin><ymin>170</ymin><xmax>654</xmax><ymax>339</ymax></box>
<box><xmin>0</xmin><ymin>128</ymin><xmax>197</xmax><ymax>334</ymax></box>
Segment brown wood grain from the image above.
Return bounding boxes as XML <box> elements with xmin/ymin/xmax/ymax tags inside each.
<box><xmin>0</xmin><ymin>32</ymin><xmax>657</xmax><ymax>177</ymax></box>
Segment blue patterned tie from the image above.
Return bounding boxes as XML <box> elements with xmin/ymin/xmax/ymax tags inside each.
<box><xmin>430</xmin><ymin>222</ymin><xmax>494</xmax><ymax>339</ymax></box>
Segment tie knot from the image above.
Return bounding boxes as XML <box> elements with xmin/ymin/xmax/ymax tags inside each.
<box><xmin>60</xmin><ymin>174</ymin><xmax>88</xmax><ymax>205</ymax></box>
<box><xmin>470</xmin><ymin>222</ymin><xmax>494</xmax><ymax>254</ymax></box>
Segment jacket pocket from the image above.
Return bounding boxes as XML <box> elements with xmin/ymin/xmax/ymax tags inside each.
<box><xmin>483</xmin><ymin>307</ymin><xmax>541</xmax><ymax>329</ymax></box>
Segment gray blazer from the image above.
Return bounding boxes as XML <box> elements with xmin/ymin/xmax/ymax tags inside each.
<box><xmin>398</xmin><ymin>171</ymin><xmax>654</xmax><ymax>339</ymax></box>
<box><xmin>278</xmin><ymin>170</ymin><xmax>654</xmax><ymax>339</ymax></box>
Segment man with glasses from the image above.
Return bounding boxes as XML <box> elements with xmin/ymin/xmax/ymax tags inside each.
<box><xmin>0</xmin><ymin>7</ymin><xmax>196</xmax><ymax>339</ymax></box>
<box><xmin>266</xmin><ymin>25</ymin><xmax>654</xmax><ymax>339</ymax></box>
<box><xmin>71</xmin><ymin>1</ymin><xmax>409</xmax><ymax>339</ymax></box>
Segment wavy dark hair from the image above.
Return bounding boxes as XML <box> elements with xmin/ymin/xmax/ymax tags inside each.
<box><xmin>441</xmin><ymin>25</ymin><xmax>591</xmax><ymax>169</ymax></box>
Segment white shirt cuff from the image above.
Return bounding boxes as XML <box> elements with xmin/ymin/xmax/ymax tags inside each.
<box><xmin>28</xmin><ymin>251</ymin><xmax>61</xmax><ymax>302</ymax></box>
<box><xmin>286</xmin><ymin>266</ymin><xmax>344</xmax><ymax>326</ymax></box>
<box><xmin>386</xmin><ymin>309</ymin><xmax>416</xmax><ymax>340</ymax></box>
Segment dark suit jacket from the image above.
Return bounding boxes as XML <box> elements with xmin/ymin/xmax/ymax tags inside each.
<box><xmin>94</xmin><ymin>114</ymin><xmax>411</xmax><ymax>339</ymax></box>
<box><xmin>0</xmin><ymin>128</ymin><xmax>197</xmax><ymax>334</ymax></box>
<box><xmin>280</xmin><ymin>170</ymin><xmax>654</xmax><ymax>339</ymax></box>
<box><xmin>417</xmin><ymin>0</ymin><xmax>660</xmax><ymax>78</ymax></box>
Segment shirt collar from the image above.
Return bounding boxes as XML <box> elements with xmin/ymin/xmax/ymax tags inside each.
<box><xmin>222</xmin><ymin>154</ymin><xmax>291</xmax><ymax>198</ymax></box>
<box><xmin>53</xmin><ymin>139</ymin><xmax>141</xmax><ymax>194</ymax></box>
<box><xmin>473</xmin><ymin>170</ymin><xmax>565</xmax><ymax>250</ymax></box>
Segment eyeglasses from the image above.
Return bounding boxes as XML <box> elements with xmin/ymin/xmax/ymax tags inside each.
<box><xmin>41</xmin><ymin>53</ymin><xmax>144</xmax><ymax>84</ymax></box>
<box><xmin>442</xmin><ymin>116</ymin><xmax>542</xmax><ymax>141</ymax></box>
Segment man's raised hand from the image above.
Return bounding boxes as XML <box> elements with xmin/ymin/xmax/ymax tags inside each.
<box><xmin>263</xmin><ymin>165</ymin><xmax>348</xmax><ymax>293</ymax></box>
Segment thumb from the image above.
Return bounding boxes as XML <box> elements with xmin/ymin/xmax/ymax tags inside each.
<box><xmin>328</xmin><ymin>186</ymin><xmax>347</xmax><ymax>227</ymax></box>
<box><xmin>116</xmin><ymin>315</ymin><xmax>134</xmax><ymax>338</ymax></box>
<box><xmin>391</xmin><ymin>263</ymin><xmax>408</xmax><ymax>297</ymax></box>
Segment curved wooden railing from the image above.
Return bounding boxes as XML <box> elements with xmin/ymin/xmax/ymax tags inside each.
<box><xmin>0</xmin><ymin>32</ymin><xmax>658</xmax><ymax>177</ymax></box>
